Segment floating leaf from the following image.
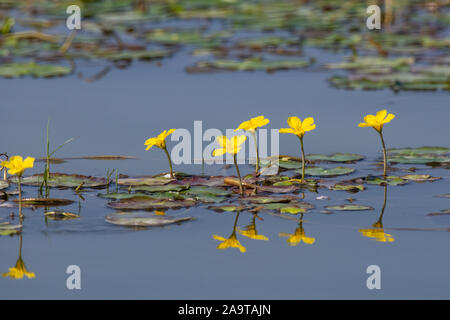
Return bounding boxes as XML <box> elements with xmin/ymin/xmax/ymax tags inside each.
<box><xmin>366</xmin><ymin>175</ymin><xmax>408</xmax><ymax>186</ymax></box>
<box><xmin>15</xmin><ymin>173</ymin><xmax>107</xmax><ymax>188</ymax></box>
<box><xmin>261</xmin><ymin>201</ymin><xmax>313</xmax><ymax>211</ymax></box>
<box><xmin>331</xmin><ymin>183</ymin><xmax>365</xmax><ymax>192</ymax></box>
<box><xmin>243</xmin><ymin>195</ymin><xmax>297</xmax><ymax>204</ymax></box>
<box><xmin>131</xmin><ymin>184</ymin><xmax>190</xmax><ymax>193</ymax></box>
<box><xmin>107</xmin><ymin>197</ymin><xmax>196</xmax><ymax>210</ymax></box>
<box><xmin>105</xmin><ymin>213</ymin><xmax>194</xmax><ymax>227</ymax></box>
<box><xmin>0</xmin><ymin>62</ymin><xmax>71</xmax><ymax>78</ymax></box>
<box><xmin>426</xmin><ymin>209</ymin><xmax>450</xmax><ymax>217</ymax></box>
<box><xmin>401</xmin><ymin>174</ymin><xmax>440</xmax><ymax>182</ymax></box>
<box><xmin>307</xmin><ymin>153</ymin><xmax>364</xmax><ymax>163</ymax></box>
<box><xmin>12</xmin><ymin>197</ymin><xmax>74</xmax><ymax>207</ymax></box>
<box><xmin>187</xmin><ymin>57</ymin><xmax>312</xmax><ymax>72</ymax></box>
<box><xmin>0</xmin><ymin>181</ymin><xmax>8</xmax><ymax>190</ymax></box>
<box><xmin>298</xmin><ymin>166</ymin><xmax>355</xmax><ymax>177</ymax></box>
<box><xmin>0</xmin><ymin>223</ymin><xmax>21</xmax><ymax>236</ymax></box>
<box><xmin>44</xmin><ymin>211</ymin><xmax>80</xmax><ymax>220</ymax></box>
<box><xmin>387</xmin><ymin>147</ymin><xmax>450</xmax><ymax>164</ymax></box>
<box><xmin>325</xmin><ymin>204</ymin><xmax>374</xmax><ymax>211</ymax></box>
<box><xmin>280</xmin><ymin>207</ymin><xmax>306</xmax><ymax>214</ymax></box>
<box><xmin>207</xmin><ymin>205</ymin><xmax>246</xmax><ymax>213</ymax></box>
<box><xmin>117</xmin><ymin>176</ymin><xmax>173</xmax><ymax>186</ymax></box>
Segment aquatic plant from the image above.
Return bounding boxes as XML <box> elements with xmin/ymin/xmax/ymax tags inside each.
<box><xmin>279</xmin><ymin>214</ymin><xmax>315</xmax><ymax>246</ymax></box>
<box><xmin>145</xmin><ymin>129</ymin><xmax>176</xmax><ymax>178</ymax></box>
<box><xmin>41</xmin><ymin>120</ymin><xmax>76</xmax><ymax>196</ymax></box>
<box><xmin>2</xmin><ymin>235</ymin><xmax>35</xmax><ymax>280</ymax></box>
<box><xmin>212</xmin><ymin>135</ymin><xmax>247</xmax><ymax>195</ymax></box>
<box><xmin>358</xmin><ymin>109</ymin><xmax>395</xmax><ymax>177</ymax></box>
<box><xmin>212</xmin><ymin>213</ymin><xmax>246</xmax><ymax>253</ymax></box>
<box><xmin>1</xmin><ymin>155</ymin><xmax>35</xmax><ymax>219</ymax></box>
<box><xmin>280</xmin><ymin>116</ymin><xmax>316</xmax><ymax>182</ymax></box>
<box><xmin>235</xmin><ymin>115</ymin><xmax>269</xmax><ymax>175</ymax></box>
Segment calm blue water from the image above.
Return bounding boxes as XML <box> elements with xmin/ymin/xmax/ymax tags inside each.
<box><xmin>0</xmin><ymin>49</ymin><xmax>449</xmax><ymax>299</ymax></box>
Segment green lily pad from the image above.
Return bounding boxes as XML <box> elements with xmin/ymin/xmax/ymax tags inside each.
<box><xmin>261</xmin><ymin>201</ymin><xmax>313</xmax><ymax>211</ymax></box>
<box><xmin>0</xmin><ymin>223</ymin><xmax>21</xmax><ymax>236</ymax></box>
<box><xmin>401</xmin><ymin>174</ymin><xmax>440</xmax><ymax>182</ymax></box>
<box><xmin>131</xmin><ymin>184</ymin><xmax>190</xmax><ymax>193</ymax></box>
<box><xmin>107</xmin><ymin>197</ymin><xmax>196</xmax><ymax>210</ymax></box>
<box><xmin>187</xmin><ymin>57</ymin><xmax>312</xmax><ymax>73</ymax></box>
<box><xmin>388</xmin><ymin>147</ymin><xmax>450</xmax><ymax>156</ymax></box>
<box><xmin>366</xmin><ymin>175</ymin><xmax>409</xmax><ymax>186</ymax></box>
<box><xmin>0</xmin><ymin>181</ymin><xmax>8</xmax><ymax>190</ymax></box>
<box><xmin>298</xmin><ymin>166</ymin><xmax>355</xmax><ymax>177</ymax></box>
<box><xmin>117</xmin><ymin>176</ymin><xmax>173</xmax><ymax>186</ymax></box>
<box><xmin>280</xmin><ymin>207</ymin><xmax>307</xmax><ymax>214</ymax></box>
<box><xmin>207</xmin><ymin>205</ymin><xmax>250</xmax><ymax>213</ymax></box>
<box><xmin>105</xmin><ymin>213</ymin><xmax>194</xmax><ymax>227</ymax></box>
<box><xmin>325</xmin><ymin>204</ymin><xmax>374</xmax><ymax>211</ymax></box>
<box><xmin>98</xmin><ymin>192</ymin><xmax>182</xmax><ymax>201</ymax></box>
<box><xmin>243</xmin><ymin>195</ymin><xmax>297</xmax><ymax>204</ymax></box>
<box><xmin>0</xmin><ymin>62</ymin><xmax>71</xmax><ymax>78</ymax></box>
<box><xmin>97</xmin><ymin>49</ymin><xmax>170</xmax><ymax>61</ymax></box>
<box><xmin>15</xmin><ymin>173</ymin><xmax>107</xmax><ymax>188</ymax></box>
<box><xmin>13</xmin><ymin>198</ymin><xmax>74</xmax><ymax>207</ymax></box>
<box><xmin>331</xmin><ymin>183</ymin><xmax>365</xmax><ymax>192</ymax></box>
<box><xmin>326</xmin><ymin>56</ymin><xmax>415</xmax><ymax>71</ymax></box>
<box><xmin>387</xmin><ymin>147</ymin><xmax>450</xmax><ymax>164</ymax></box>
<box><xmin>307</xmin><ymin>153</ymin><xmax>364</xmax><ymax>163</ymax></box>
<box><xmin>44</xmin><ymin>211</ymin><xmax>80</xmax><ymax>220</ymax></box>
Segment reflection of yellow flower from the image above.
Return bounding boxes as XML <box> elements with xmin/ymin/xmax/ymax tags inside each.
<box><xmin>154</xmin><ymin>210</ymin><xmax>165</xmax><ymax>216</ymax></box>
<box><xmin>280</xmin><ymin>116</ymin><xmax>316</xmax><ymax>139</ymax></box>
<box><xmin>358</xmin><ymin>109</ymin><xmax>395</xmax><ymax>133</ymax></box>
<box><xmin>2</xmin><ymin>257</ymin><xmax>35</xmax><ymax>280</ymax></box>
<box><xmin>235</xmin><ymin>116</ymin><xmax>269</xmax><ymax>133</ymax></box>
<box><xmin>279</xmin><ymin>227</ymin><xmax>315</xmax><ymax>246</ymax></box>
<box><xmin>238</xmin><ymin>223</ymin><xmax>268</xmax><ymax>241</ymax></box>
<box><xmin>144</xmin><ymin>129</ymin><xmax>176</xmax><ymax>150</ymax></box>
<box><xmin>1</xmin><ymin>155</ymin><xmax>34</xmax><ymax>176</ymax></box>
<box><xmin>213</xmin><ymin>234</ymin><xmax>246</xmax><ymax>253</ymax></box>
<box><xmin>212</xmin><ymin>135</ymin><xmax>247</xmax><ymax>156</ymax></box>
<box><xmin>359</xmin><ymin>228</ymin><xmax>395</xmax><ymax>242</ymax></box>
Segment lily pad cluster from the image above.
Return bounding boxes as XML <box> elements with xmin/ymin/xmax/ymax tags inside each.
<box><xmin>0</xmin><ymin>0</ymin><xmax>447</xmax><ymax>88</ymax></box>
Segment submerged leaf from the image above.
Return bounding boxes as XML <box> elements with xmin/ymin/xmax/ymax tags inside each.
<box><xmin>44</xmin><ymin>211</ymin><xmax>80</xmax><ymax>220</ymax></box>
<box><xmin>325</xmin><ymin>204</ymin><xmax>374</xmax><ymax>211</ymax></box>
<box><xmin>105</xmin><ymin>212</ymin><xmax>193</xmax><ymax>227</ymax></box>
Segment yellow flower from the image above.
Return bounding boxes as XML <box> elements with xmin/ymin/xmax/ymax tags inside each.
<box><xmin>279</xmin><ymin>227</ymin><xmax>315</xmax><ymax>246</ymax></box>
<box><xmin>213</xmin><ymin>234</ymin><xmax>246</xmax><ymax>253</ymax></box>
<box><xmin>358</xmin><ymin>109</ymin><xmax>395</xmax><ymax>133</ymax></box>
<box><xmin>235</xmin><ymin>115</ymin><xmax>270</xmax><ymax>133</ymax></box>
<box><xmin>212</xmin><ymin>135</ymin><xmax>247</xmax><ymax>156</ymax></box>
<box><xmin>237</xmin><ymin>224</ymin><xmax>268</xmax><ymax>241</ymax></box>
<box><xmin>359</xmin><ymin>228</ymin><xmax>395</xmax><ymax>242</ymax></box>
<box><xmin>2</xmin><ymin>257</ymin><xmax>35</xmax><ymax>280</ymax></box>
<box><xmin>1</xmin><ymin>155</ymin><xmax>34</xmax><ymax>176</ymax></box>
<box><xmin>279</xmin><ymin>116</ymin><xmax>316</xmax><ymax>139</ymax></box>
<box><xmin>144</xmin><ymin>129</ymin><xmax>176</xmax><ymax>150</ymax></box>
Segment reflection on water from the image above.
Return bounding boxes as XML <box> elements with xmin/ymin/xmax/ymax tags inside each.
<box><xmin>213</xmin><ymin>212</ymin><xmax>246</xmax><ymax>253</ymax></box>
<box><xmin>279</xmin><ymin>213</ymin><xmax>315</xmax><ymax>246</ymax></box>
<box><xmin>359</xmin><ymin>184</ymin><xmax>395</xmax><ymax>243</ymax></box>
<box><xmin>237</xmin><ymin>215</ymin><xmax>268</xmax><ymax>241</ymax></box>
<box><xmin>2</xmin><ymin>234</ymin><xmax>35</xmax><ymax>280</ymax></box>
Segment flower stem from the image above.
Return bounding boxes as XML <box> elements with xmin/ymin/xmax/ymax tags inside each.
<box><xmin>378</xmin><ymin>131</ymin><xmax>387</xmax><ymax>177</ymax></box>
<box><xmin>252</xmin><ymin>131</ymin><xmax>260</xmax><ymax>175</ymax></box>
<box><xmin>163</xmin><ymin>146</ymin><xmax>174</xmax><ymax>179</ymax></box>
<box><xmin>299</xmin><ymin>136</ymin><xmax>306</xmax><ymax>181</ymax></box>
<box><xmin>233</xmin><ymin>154</ymin><xmax>244</xmax><ymax>196</ymax></box>
<box><xmin>18</xmin><ymin>175</ymin><xmax>23</xmax><ymax>220</ymax></box>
